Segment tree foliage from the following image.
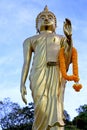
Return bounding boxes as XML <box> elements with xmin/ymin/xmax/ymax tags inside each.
<box><xmin>64</xmin><ymin>110</ymin><xmax>70</xmax><ymax>121</ymax></box>
<box><xmin>76</xmin><ymin>104</ymin><xmax>87</xmax><ymax>114</ymax></box>
<box><xmin>0</xmin><ymin>98</ymin><xmax>34</xmax><ymax>130</ymax></box>
<box><xmin>0</xmin><ymin>98</ymin><xmax>20</xmax><ymax>120</ymax></box>
<box><xmin>73</xmin><ymin>104</ymin><xmax>87</xmax><ymax>130</ymax></box>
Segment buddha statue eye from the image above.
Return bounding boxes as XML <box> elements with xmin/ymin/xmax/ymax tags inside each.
<box><xmin>41</xmin><ymin>17</ymin><xmax>45</xmax><ymax>20</ymax></box>
<box><xmin>49</xmin><ymin>17</ymin><xmax>52</xmax><ymax>20</ymax></box>
<box><xmin>40</xmin><ymin>15</ymin><xmax>46</xmax><ymax>20</ymax></box>
<box><xmin>48</xmin><ymin>15</ymin><xmax>53</xmax><ymax>20</ymax></box>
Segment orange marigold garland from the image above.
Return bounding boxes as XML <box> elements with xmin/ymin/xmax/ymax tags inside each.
<box><xmin>73</xmin><ymin>83</ymin><xmax>82</xmax><ymax>92</ymax></box>
<box><xmin>72</xmin><ymin>47</ymin><xmax>79</xmax><ymax>82</ymax></box>
<box><xmin>59</xmin><ymin>47</ymin><xmax>82</xmax><ymax>92</ymax></box>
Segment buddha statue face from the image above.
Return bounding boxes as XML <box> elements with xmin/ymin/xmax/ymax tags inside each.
<box><xmin>36</xmin><ymin>6</ymin><xmax>57</xmax><ymax>33</ymax></box>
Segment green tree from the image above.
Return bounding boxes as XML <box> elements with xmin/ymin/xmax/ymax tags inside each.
<box><xmin>73</xmin><ymin>104</ymin><xmax>87</xmax><ymax>130</ymax></box>
<box><xmin>64</xmin><ymin>110</ymin><xmax>71</xmax><ymax>122</ymax></box>
<box><xmin>0</xmin><ymin>98</ymin><xmax>20</xmax><ymax>125</ymax></box>
<box><xmin>0</xmin><ymin>98</ymin><xmax>34</xmax><ymax>130</ymax></box>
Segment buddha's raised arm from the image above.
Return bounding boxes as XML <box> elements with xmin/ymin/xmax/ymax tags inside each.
<box><xmin>63</xmin><ymin>18</ymin><xmax>72</xmax><ymax>45</ymax></box>
<box><xmin>60</xmin><ymin>19</ymin><xmax>73</xmax><ymax>71</ymax></box>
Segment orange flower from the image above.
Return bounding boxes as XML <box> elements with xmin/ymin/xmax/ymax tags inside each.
<box><xmin>58</xmin><ymin>46</ymin><xmax>82</xmax><ymax>91</ymax></box>
<box><xmin>72</xmin><ymin>47</ymin><xmax>79</xmax><ymax>81</ymax></box>
<box><xmin>73</xmin><ymin>83</ymin><xmax>82</xmax><ymax>92</ymax></box>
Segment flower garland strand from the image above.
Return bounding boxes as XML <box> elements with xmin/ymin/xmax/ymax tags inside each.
<box><xmin>59</xmin><ymin>47</ymin><xmax>82</xmax><ymax>92</ymax></box>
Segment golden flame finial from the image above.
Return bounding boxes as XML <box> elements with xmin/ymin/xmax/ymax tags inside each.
<box><xmin>44</xmin><ymin>5</ymin><xmax>49</xmax><ymax>12</ymax></box>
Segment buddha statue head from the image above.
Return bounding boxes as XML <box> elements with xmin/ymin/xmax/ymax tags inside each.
<box><xmin>36</xmin><ymin>5</ymin><xmax>57</xmax><ymax>33</ymax></box>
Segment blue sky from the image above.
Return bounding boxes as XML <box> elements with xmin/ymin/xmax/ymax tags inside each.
<box><xmin>0</xmin><ymin>0</ymin><xmax>87</xmax><ymax>120</ymax></box>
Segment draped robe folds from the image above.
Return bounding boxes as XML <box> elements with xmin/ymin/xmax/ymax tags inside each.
<box><xmin>24</xmin><ymin>32</ymin><xmax>71</xmax><ymax>130</ymax></box>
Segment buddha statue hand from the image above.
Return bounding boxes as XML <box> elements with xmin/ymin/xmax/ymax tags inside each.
<box><xmin>63</xmin><ymin>18</ymin><xmax>72</xmax><ymax>40</ymax></box>
<box><xmin>20</xmin><ymin>84</ymin><xmax>27</xmax><ymax>104</ymax></box>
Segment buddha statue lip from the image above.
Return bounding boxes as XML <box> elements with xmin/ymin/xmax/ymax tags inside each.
<box><xmin>40</xmin><ymin>19</ymin><xmax>54</xmax><ymax>31</ymax></box>
<box><xmin>44</xmin><ymin>20</ymin><xmax>49</xmax><ymax>24</ymax></box>
<box><xmin>44</xmin><ymin>20</ymin><xmax>54</xmax><ymax>25</ymax></box>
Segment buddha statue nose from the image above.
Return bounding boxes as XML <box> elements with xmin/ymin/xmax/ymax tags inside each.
<box><xmin>44</xmin><ymin>19</ymin><xmax>48</xmax><ymax>22</ymax></box>
<box><xmin>44</xmin><ymin>17</ymin><xmax>49</xmax><ymax>23</ymax></box>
